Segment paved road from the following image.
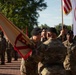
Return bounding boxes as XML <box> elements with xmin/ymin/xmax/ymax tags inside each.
<box><xmin>0</xmin><ymin>58</ymin><xmax>21</xmax><ymax>75</ymax></box>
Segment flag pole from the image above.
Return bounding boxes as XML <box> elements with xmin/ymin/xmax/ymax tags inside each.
<box><xmin>61</xmin><ymin>0</ymin><xmax>64</xmax><ymax>42</ymax></box>
<box><xmin>61</xmin><ymin>0</ymin><xmax>64</xmax><ymax>29</ymax></box>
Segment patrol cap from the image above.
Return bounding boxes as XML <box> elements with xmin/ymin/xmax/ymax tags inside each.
<box><xmin>67</xmin><ymin>30</ymin><xmax>73</xmax><ymax>35</ymax></box>
<box><xmin>31</xmin><ymin>27</ymin><xmax>42</xmax><ymax>36</ymax></box>
<box><xmin>47</xmin><ymin>27</ymin><xmax>57</xmax><ymax>35</ymax></box>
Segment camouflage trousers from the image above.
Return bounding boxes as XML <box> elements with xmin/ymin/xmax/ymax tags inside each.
<box><xmin>20</xmin><ymin>58</ymin><xmax>38</xmax><ymax>75</ymax></box>
<box><xmin>64</xmin><ymin>60</ymin><xmax>76</xmax><ymax>75</ymax></box>
<box><xmin>20</xmin><ymin>58</ymin><xmax>26</xmax><ymax>75</ymax></box>
<box><xmin>38</xmin><ymin>62</ymin><xmax>66</xmax><ymax>75</ymax></box>
<box><xmin>65</xmin><ymin>68</ymin><xmax>76</xmax><ymax>75</ymax></box>
<box><xmin>0</xmin><ymin>49</ymin><xmax>6</xmax><ymax>64</ymax></box>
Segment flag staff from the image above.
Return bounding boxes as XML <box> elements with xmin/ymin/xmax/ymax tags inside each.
<box><xmin>61</xmin><ymin>0</ymin><xmax>64</xmax><ymax>29</ymax></box>
<box><xmin>61</xmin><ymin>0</ymin><xmax>64</xmax><ymax>42</ymax></box>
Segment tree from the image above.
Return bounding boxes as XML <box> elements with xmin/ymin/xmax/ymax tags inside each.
<box><xmin>0</xmin><ymin>0</ymin><xmax>47</xmax><ymax>36</ymax></box>
<box><xmin>39</xmin><ymin>24</ymin><xmax>50</xmax><ymax>29</ymax></box>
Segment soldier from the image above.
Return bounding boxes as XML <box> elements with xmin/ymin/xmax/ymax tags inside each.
<box><xmin>6</xmin><ymin>40</ymin><xmax>13</xmax><ymax>63</ymax></box>
<box><xmin>41</xmin><ymin>27</ymin><xmax>47</xmax><ymax>42</ymax></box>
<box><xmin>38</xmin><ymin>27</ymin><xmax>67</xmax><ymax>75</ymax></box>
<box><xmin>0</xmin><ymin>31</ymin><xmax>6</xmax><ymax>65</ymax></box>
<box><xmin>20</xmin><ymin>27</ymin><xmax>42</xmax><ymax>75</ymax></box>
<box><xmin>63</xmin><ymin>30</ymin><xmax>76</xmax><ymax>75</ymax></box>
<box><xmin>13</xmin><ymin>49</ymin><xmax>18</xmax><ymax>61</ymax></box>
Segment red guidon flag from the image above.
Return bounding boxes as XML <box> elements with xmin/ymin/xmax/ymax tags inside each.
<box><xmin>62</xmin><ymin>0</ymin><xmax>72</xmax><ymax>15</ymax></box>
<box><xmin>0</xmin><ymin>13</ymin><xmax>33</xmax><ymax>60</ymax></box>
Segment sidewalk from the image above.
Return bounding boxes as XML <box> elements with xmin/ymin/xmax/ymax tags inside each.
<box><xmin>0</xmin><ymin>58</ymin><xmax>21</xmax><ymax>75</ymax></box>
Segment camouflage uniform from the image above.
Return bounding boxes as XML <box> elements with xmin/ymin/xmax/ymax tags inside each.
<box><xmin>63</xmin><ymin>40</ymin><xmax>76</xmax><ymax>75</ymax></box>
<box><xmin>20</xmin><ymin>27</ymin><xmax>42</xmax><ymax>75</ymax></box>
<box><xmin>20</xmin><ymin>40</ymin><xmax>42</xmax><ymax>75</ymax></box>
<box><xmin>0</xmin><ymin>32</ymin><xmax>6</xmax><ymax>65</ymax></box>
<box><xmin>38</xmin><ymin>38</ymin><xmax>67</xmax><ymax>75</ymax></box>
<box><xmin>12</xmin><ymin>49</ymin><xmax>18</xmax><ymax>61</ymax></box>
<box><xmin>6</xmin><ymin>41</ymin><xmax>13</xmax><ymax>63</ymax></box>
<box><xmin>20</xmin><ymin>58</ymin><xmax>27</xmax><ymax>75</ymax></box>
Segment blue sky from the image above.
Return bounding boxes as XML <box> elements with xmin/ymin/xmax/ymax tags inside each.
<box><xmin>38</xmin><ymin>0</ymin><xmax>72</xmax><ymax>27</ymax></box>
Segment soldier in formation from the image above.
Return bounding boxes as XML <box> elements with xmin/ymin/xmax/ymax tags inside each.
<box><xmin>6</xmin><ymin>40</ymin><xmax>13</xmax><ymax>63</ymax></box>
<box><xmin>0</xmin><ymin>31</ymin><xmax>6</xmax><ymax>65</ymax></box>
<box><xmin>12</xmin><ymin>49</ymin><xmax>18</xmax><ymax>61</ymax></box>
<box><xmin>63</xmin><ymin>30</ymin><xmax>76</xmax><ymax>75</ymax></box>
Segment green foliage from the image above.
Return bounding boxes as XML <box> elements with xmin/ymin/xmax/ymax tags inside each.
<box><xmin>0</xmin><ymin>0</ymin><xmax>47</xmax><ymax>36</ymax></box>
<box><xmin>39</xmin><ymin>24</ymin><xmax>50</xmax><ymax>29</ymax></box>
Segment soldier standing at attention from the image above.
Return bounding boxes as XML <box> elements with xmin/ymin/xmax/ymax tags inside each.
<box><xmin>38</xmin><ymin>27</ymin><xmax>67</xmax><ymax>75</ymax></box>
<box><xmin>63</xmin><ymin>30</ymin><xmax>76</xmax><ymax>75</ymax></box>
<box><xmin>20</xmin><ymin>27</ymin><xmax>42</xmax><ymax>75</ymax></box>
<box><xmin>0</xmin><ymin>31</ymin><xmax>6</xmax><ymax>65</ymax></box>
<box><xmin>13</xmin><ymin>48</ymin><xmax>18</xmax><ymax>61</ymax></box>
<box><xmin>6</xmin><ymin>40</ymin><xmax>13</xmax><ymax>63</ymax></box>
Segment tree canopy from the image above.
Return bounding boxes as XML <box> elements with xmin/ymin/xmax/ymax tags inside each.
<box><xmin>0</xmin><ymin>0</ymin><xmax>47</xmax><ymax>36</ymax></box>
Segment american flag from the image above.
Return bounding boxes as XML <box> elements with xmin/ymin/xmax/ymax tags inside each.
<box><xmin>62</xmin><ymin>0</ymin><xmax>72</xmax><ymax>15</ymax></box>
